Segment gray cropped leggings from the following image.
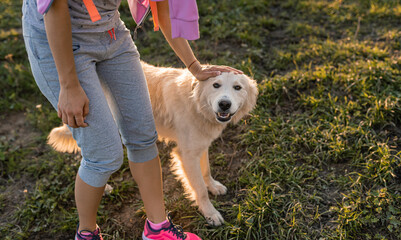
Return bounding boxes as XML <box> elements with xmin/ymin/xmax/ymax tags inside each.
<box><xmin>23</xmin><ymin>21</ymin><xmax>158</xmax><ymax>188</ymax></box>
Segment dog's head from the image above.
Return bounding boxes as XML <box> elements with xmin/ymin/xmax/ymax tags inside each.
<box><xmin>191</xmin><ymin>72</ymin><xmax>258</xmax><ymax>124</ymax></box>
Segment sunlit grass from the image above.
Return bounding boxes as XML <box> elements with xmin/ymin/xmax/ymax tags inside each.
<box><xmin>1</xmin><ymin>0</ymin><xmax>401</xmax><ymax>239</ymax></box>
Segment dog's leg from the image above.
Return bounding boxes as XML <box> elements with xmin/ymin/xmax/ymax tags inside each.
<box><xmin>174</xmin><ymin>148</ymin><xmax>224</xmax><ymax>226</ymax></box>
<box><xmin>200</xmin><ymin>151</ymin><xmax>227</xmax><ymax>195</ymax></box>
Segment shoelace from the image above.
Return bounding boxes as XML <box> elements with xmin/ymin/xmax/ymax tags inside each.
<box><xmin>166</xmin><ymin>214</ymin><xmax>187</xmax><ymax>239</ymax></box>
<box><xmin>77</xmin><ymin>229</ymin><xmax>102</xmax><ymax>240</ymax></box>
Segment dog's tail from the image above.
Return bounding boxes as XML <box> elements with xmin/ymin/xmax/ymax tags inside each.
<box><xmin>47</xmin><ymin>124</ymin><xmax>80</xmax><ymax>153</ymax></box>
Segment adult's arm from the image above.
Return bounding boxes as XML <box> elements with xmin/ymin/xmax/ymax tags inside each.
<box><xmin>44</xmin><ymin>0</ymin><xmax>89</xmax><ymax>128</ymax></box>
<box><xmin>155</xmin><ymin>0</ymin><xmax>242</xmax><ymax>81</ymax></box>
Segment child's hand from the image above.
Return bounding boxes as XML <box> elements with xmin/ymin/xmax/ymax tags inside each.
<box><xmin>58</xmin><ymin>84</ymin><xmax>89</xmax><ymax>128</ymax></box>
<box><xmin>188</xmin><ymin>61</ymin><xmax>243</xmax><ymax>81</ymax></box>
<box><xmin>44</xmin><ymin>0</ymin><xmax>88</xmax><ymax>128</ymax></box>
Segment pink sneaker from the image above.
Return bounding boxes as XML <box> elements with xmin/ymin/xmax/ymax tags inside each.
<box><xmin>75</xmin><ymin>224</ymin><xmax>103</xmax><ymax>240</ymax></box>
<box><xmin>142</xmin><ymin>215</ymin><xmax>202</xmax><ymax>240</ymax></box>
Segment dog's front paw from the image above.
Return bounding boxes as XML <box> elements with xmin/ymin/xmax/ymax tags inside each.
<box><xmin>207</xmin><ymin>179</ymin><xmax>227</xmax><ymax>196</ymax></box>
<box><xmin>203</xmin><ymin>208</ymin><xmax>224</xmax><ymax>226</ymax></box>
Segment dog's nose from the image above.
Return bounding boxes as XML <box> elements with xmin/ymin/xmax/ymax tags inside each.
<box><xmin>218</xmin><ymin>100</ymin><xmax>231</xmax><ymax>111</ymax></box>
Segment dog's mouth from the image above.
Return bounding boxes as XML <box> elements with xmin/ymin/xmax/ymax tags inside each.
<box><xmin>215</xmin><ymin>112</ymin><xmax>235</xmax><ymax>123</ymax></box>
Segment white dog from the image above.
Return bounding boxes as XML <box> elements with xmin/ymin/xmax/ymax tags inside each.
<box><xmin>48</xmin><ymin>62</ymin><xmax>258</xmax><ymax>226</ymax></box>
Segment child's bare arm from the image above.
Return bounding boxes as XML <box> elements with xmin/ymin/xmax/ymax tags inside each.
<box><xmin>156</xmin><ymin>0</ymin><xmax>242</xmax><ymax>81</ymax></box>
<box><xmin>44</xmin><ymin>0</ymin><xmax>89</xmax><ymax>128</ymax></box>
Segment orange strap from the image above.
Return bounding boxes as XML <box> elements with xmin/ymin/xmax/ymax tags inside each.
<box><xmin>150</xmin><ymin>1</ymin><xmax>159</xmax><ymax>31</ymax></box>
<box><xmin>83</xmin><ymin>0</ymin><xmax>101</xmax><ymax>22</ymax></box>
<box><xmin>107</xmin><ymin>28</ymin><xmax>116</xmax><ymax>40</ymax></box>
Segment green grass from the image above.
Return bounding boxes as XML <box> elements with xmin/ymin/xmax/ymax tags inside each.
<box><xmin>2</xmin><ymin>0</ymin><xmax>401</xmax><ymax>239</ymax></box>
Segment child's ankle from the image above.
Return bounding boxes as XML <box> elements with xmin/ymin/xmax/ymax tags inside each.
<box><xmin>78</xmin><ymin>224</ymin><xmax>98</xmax><ymax>233</ymax></box>
<box><xmin>147</xmin><ymin>218</ymin><xmax>168</xmax><ymax>230</ymax></box>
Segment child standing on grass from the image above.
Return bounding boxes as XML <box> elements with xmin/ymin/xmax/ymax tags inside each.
<box><xmin>22</xmin><ymin>0</ymin><xmax>241</xmax><ymax>239</ymax></box>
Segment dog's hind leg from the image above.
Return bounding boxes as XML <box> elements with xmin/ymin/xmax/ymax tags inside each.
<box><xmin>200</xmin><ymin>151</ymin><xmax>227</xmax><ymax>196</ymax></box>
<box><xmin>172</xmin><ymin>147</ymin><xmax>224</xmax><ymax>226</ymax></box>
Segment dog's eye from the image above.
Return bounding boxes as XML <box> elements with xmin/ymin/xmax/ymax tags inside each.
<box><xmin>234</xmin><ymin>85</ymin><xmax>242</xmax><ymax>91</ymax></box>
<box><xmin>213</xmin><ymin>83</ymin><xmax>221</xmax><ymax>88</ymax></box>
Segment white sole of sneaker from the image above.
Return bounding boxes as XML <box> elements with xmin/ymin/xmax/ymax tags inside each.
<box><xmin>142</xmin><ymin>232</ymin><xmax>153</xmax><ymax>240</ymax></box>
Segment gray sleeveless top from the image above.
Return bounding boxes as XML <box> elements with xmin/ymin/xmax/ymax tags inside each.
<box><xmin>23</xmin><ymin>0</ymin><xmax>123</xmax><ymax>33</ymax></box>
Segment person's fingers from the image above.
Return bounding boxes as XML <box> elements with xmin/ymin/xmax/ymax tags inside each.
<box><xmin>206</xmin><ymin>66</ymin><xmax>226</xmax><ymax>72</ymax></box>
<box><xmin>193</xmin><ymin>64</ymin><xmax>243</xmax><ymax>81</ymax></box>
<box><xmin>83</xmin><ymin>105</ymin><xmax>89</xmax><ymax>117</ymax></box>
<box><xmin>208</xmin><ymin>65</ymin><xmax>243</xmax><ymax>74</ymax></box>
<box><xmin>83</xmin><ymin>101</ymin><xmax>89</xmax><ymax>118</ymax></box>
<box><xmin>67</xmin><ymin>114</ymin><xmax>78</xmax><ymax>128</ymax></box>
<box><xmin>203</xmin><ymin>69</ymin><xmax>221</xmax><ymax>75</ymax></box>
<box><xmin>222</xmin><ymin>66</ymin><xmax>242</xmax><ymax>74</ymax></box>
<box><xmin>212</xmin><ymin>71</ymin><xmax>221</xmax><ymax>76</ymax></box>
<box><xmin>215</xmin><ymin>66</ymin><xmax>232</xmax><ymax>72</ymax></box>
<box><xmin>57</xmin><ymin>109</ymin><xmax>62</xmax><ymax>118</ymax></box>
<box><xmin>197</xmin><ymin>71</ymin><xmax>221</xmax><ymax>81</ymax></box>
<box><xmin>61</xmin><ymin>111</ymin><xmax>68</xmax><ymax>125</ymax></box>
<box><xmin>74</xmin><ymin>114</ymin><xmax>88</xmax><ymax>128</ymax></box>
<box><xmin>224</xmin><ymin>66</ymin><xmax>243</xmax><ymax>74</ymax></box>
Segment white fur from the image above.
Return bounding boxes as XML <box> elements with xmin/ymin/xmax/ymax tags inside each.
<box><xmin>47</xmin><ymin>62</ymin><xmax>258</xmax><ymax>226</ymax></box>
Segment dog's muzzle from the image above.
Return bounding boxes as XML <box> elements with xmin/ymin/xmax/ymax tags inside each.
<box><xmin>216</xmin><ymin>100</ymin><xmax>235</xmax><ymax>122</ymax></box>
<box><xmin>218</xmin><ymin>100</ymin><xmax>231</xmax><ymax>111</ymax></box>
<box><xmin>215</xmin><ymin>111</ymin><xmax>235</xmax><ymax>122</ymax></box>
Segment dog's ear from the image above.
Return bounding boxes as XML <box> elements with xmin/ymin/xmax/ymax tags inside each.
<box><xmin>190</xmin><ymin>77</ymin><xmax>201</xmax><ymax>103</ymax></box>
<box><xmin>232</xmin><ymin>75</ymin><xmax>258</xmax><ymax>124</ymax></box>
<box><xmin>191</xmin><ymin>78</ymin><xmax>198</xmax><ymax>91</ymax></box>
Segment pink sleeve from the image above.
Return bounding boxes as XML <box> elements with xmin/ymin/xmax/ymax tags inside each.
<box><xmin>151</xmin><ymin>0</ymin><xmax>200</xmax><ymax>40</ymax></box>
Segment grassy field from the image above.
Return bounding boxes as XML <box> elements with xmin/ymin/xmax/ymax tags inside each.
<box><xmin>1</xmin><ymin>0</ymin><xmax>401</xmax><ymax>239</ymax></box>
